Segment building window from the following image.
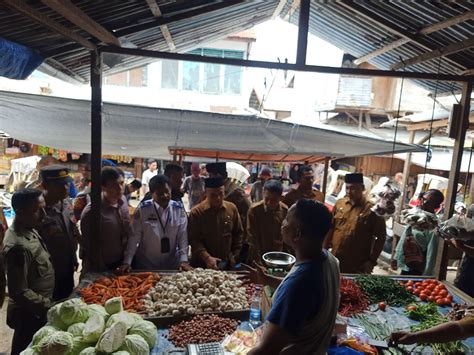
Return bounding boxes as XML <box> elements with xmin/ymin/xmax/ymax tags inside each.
<box><xmin>161</xmin><ymin>48</ymin><xmax>245</xmax><ymax>95</ymax></box>
<box><xmin>105</xmin><ymin>67</ymin><xmax>148</xmax><ymax>87</ymax></box>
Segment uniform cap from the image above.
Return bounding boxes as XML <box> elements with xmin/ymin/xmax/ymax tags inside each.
<box><xmin>40</xmin><ymin>165</ymin><xmax>72</xmax><ymax>184</ymax></box>
<box><xmin>205</xmin><ymin>162</ymin><xmax>227</xmax><ymax>178</ymax></box>
<box><xmin>205</xmin><ymin>177</ymin><xmax>225</xmax><ymax>188</ymax></box>
<box><xmin>344</xmin><ymin>173</ymin><xmax>363</xmax><ymax>184</ymax></box>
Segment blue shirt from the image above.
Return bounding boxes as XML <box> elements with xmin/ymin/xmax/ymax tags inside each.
<box><xmin>267</xmin><ymin>253</ymin><xmax>327</xmax><ymax>336</ymax></box>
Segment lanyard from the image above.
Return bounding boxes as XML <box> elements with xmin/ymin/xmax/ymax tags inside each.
<box><xmin>153</xmin><ymin>202</ymin><xmax>170</xmax><ymax>234</ymax></box>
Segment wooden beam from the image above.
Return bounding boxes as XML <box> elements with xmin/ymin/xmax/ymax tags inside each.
<box><xmin>338</xmin><ymin>0</ymin><xmax>467</xmax><ymax>70</ymax></box>
<box><xmin>358</xmin><ymin>111</ymin><xmax>363</xmax><ymax>131</ymax></box>
<box><xmin>365</xmin><ymin>112</ymin><xmax>372</xmax><ymax>129</ymax></box>
<box><xmin>4</xmin><ymin>0</ymin><xmax>95</xmax><ymax>50</ymax></box>
<box><xmin>42</xmin><ymin>0</ymin><xmax>120</xmax><ymax>46</ymax></box>
<box><xmin>283</xmin><ymin>0</ymin><xmax>300</xmax><ymax>20</ymax></box>
<box><xmin>436</xmin><ymin>80</ymin><xmax>473</xmax><ymax>280</ymax></box>
<box><xmin>322</xmin><ymin>157</ymin><xmax>330</xmax><ymax>197</ymax></box>
<box><xmin>345</xmin><ymin>111</ymin><xmax>359</xmax><ymax>125</ymax></box>
<box><xmin>391</xmin><ymin>37</ymin><xmax>474</xmax><ymax>70</ymax></box>
<box><xmin>354</xmin><ymin>10</ymin><xmax>474</xmax><ymax>65</ymax></box>
<box><xmin>396</xmin><ymin>130</ymin><xmax>415</xmax><ymax>222</ymax></box>
<box><xmin>145</xmin><ymin>0</ymin><xmax>176</xmax><ymax>51</ymax></box>
<box><xmin>406</xmin><ymin>119</ymin><xmax>449</xmax><ymax>131</ymax></box>
<box><xmin>417</xmin><ymin>127</ymin><xmax>441</xmax><ymax>145</ymax></box>
<box><xmin>272</xmin><ymin>0</ymin><xmax>288</xmax><ymax>18</ymax></box>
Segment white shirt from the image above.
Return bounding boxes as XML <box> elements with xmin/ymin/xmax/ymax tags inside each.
<box><xmin>141</xmin><ymin>169</ymin><xmax>158</xmax><ymax>194</ymax></box>
<box><xmin>123</xmin><ymin>200</ymin><xmax>188</xmax><ymax>270</ymax></box>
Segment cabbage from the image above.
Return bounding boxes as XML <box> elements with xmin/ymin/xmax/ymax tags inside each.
<box><xmin>128</xmin><ymin>320</ymin><xmax>157</xmax><ymax>348</ymax></box>
<box><xmin>78</xmin><ymin>347</ymin><xmax>97</xmax><ymax>355</ymax></box>
<box><xmin>47</xmin><ymin>304</ymin><xmax>68</xmax><ymax>330</ymax></box>
<box><xmin>67</xmin><ymin>323</ymin><xmax>85</xmax><ymax>337</ymax></box>
<box><xmin>82</xmin><ymin>313</ymin><xmax>105</xmax><ymax>343</ymax></box>
<box><xmin>119</xmin><ymin>334</ymin><xmax>149</xmax><ymax>355</ymax></box>
<box><xmin>104</xmin><ymin>297</ymin><xmax>123</xmax><ymax>315</ymax></box>
<box><xmin>32</xmin><ymin>326</ymin><xmax>59</xmax><ymax>346</ymax></box>
<box><xmin>106</xmin><ymin>312</ymin><xmax>139</xmax><ymax>330</ymax></box>
<box><xmin>34</xmin><ymin>331</ymin><xmax>74</xmax><ymax>355</ymax></box>
<box><xmin>112</xmin><ymin>352</ymin><xmax>130</xmax><ymax>355</ymax></box>
<box><xmin>96</xmin><ymin>321</ymin><xmax>127</xmax><ymax>353</ymax></box>
<box><xmin>87</xmin><ymin>304</ymin><xmax>108</xmax><ymax>319</ymax></box>
<box><xmin>59</xmin><ymin>299</ymin><xmax>89</xmax><ymax>326</ymax></box>
<box><xmin>69</xmin><ymin>337</ymin><xmax>92</xmax><ymax>355</ymax></box>
<box><xmin>20</xmin><ymin>348</ymin><xmax>37</xmax><ymax>355</ymax></box>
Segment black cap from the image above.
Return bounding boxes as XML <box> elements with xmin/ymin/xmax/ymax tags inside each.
<box><xmin>205</xmin><ymin>177</ymin><xmax>225</xmax><ymax>188</ymax></box>
<box><xmin>344</xmin><ymin>173</ymin><xmax>363</xmax><ymax>184</ymax></box>
<box><xmin>40</xmin><ymin>165</ymin><xmax>72</xmax><ymax>184</ymax></box>
<box><xmin>206</xmin><ymin>162</ymin><xmax>227</xmax><ymax>178</ymax></box>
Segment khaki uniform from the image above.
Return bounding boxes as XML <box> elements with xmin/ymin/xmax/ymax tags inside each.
<box><xmin>37</xmin><ymin>199</ymin><xmax>78</xmax><ymax>300</ymax></box>
<box><xmin>188</xmin><ymin>200</ymin><xmax>243</xmax><ymax>267</ymax></box>
<box><xmin>225</xmin><ymin>180</ymin><xmax>251</xmax><ymax>235</ymax></box>
<box><xmin>247</xmin><ymin>201</ymin><xmax>288</xmax><ymax>264</ymax></box>
<box><xmin>3</xmin><ymin>223</ymin><xmax>55</xmax><ymax>355</ymax></box>
<box><xmin>331</xmin><ymin>197</ymin><xmax>386</xmax><ymax>273</ymax></box>
<box><xmin>282</xmin><ymin>187</ymin><xmax>324</xmax><ymax>208</ymax></box>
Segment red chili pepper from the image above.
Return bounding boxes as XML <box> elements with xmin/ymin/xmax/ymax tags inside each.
<box><xmin>338</xmin><ymin>278</ymin><xmax>370</xmax><ymax>317</ymax></box>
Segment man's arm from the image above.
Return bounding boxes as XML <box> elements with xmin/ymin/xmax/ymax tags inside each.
<box><xmin>177</xmin><ymin>209</ymin><xmax>189</xmax><ymax>265</ymax></box>
<box><xmin>187</xmin><ymin>211</ymin><xmax>209</xmax><ymax>262</ymax></box>
<box><xmin>5</xmin><ymin>247</ymin><xmax>53</xmax><ymax>316</ymax></box>
<box><xmin>231</xmin><ymin>209</ymin><xmax>243</xmax><ymax>260</ymax></box>
<box><xmin>248</xmin><ymin>323</ymin><xmax>290</xmax><ymax>355</ymax></box>
<box><xmin>246</xmin><ymin>207</ymin><xmax>257</xmax><ymax>261</ymax></box>
<box><xmin>370</xmin><ymin>215</ymin><xmax>386</xmax><ymax>262</ymax></box>
<box><xmin>390</xmin><ymin>318</ymin><xmax>474</xmax><ymax>345</ymax></box>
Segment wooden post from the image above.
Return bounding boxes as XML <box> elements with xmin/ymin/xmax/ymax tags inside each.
<box><xmin>435</xmin><ymin>80</ymin><xmax>473</xmax><ymax>280</ymax></box>
<box><xmin>296</xmin><ymin>0</ymin><xmax>310</xmax><ymax>66</ymax></box>
<box><xmin>397</xmin><ymin>130</ymin><xmax>416</xmax><ymax>222</ymax></box>
<box><xmin>322</xmin><ymin>157</ymin><xmax>330</xmax><ymax>197</ymax></box>
<box><xmin>90</xmin><ymin>50</ymin><xmax>103</xmax><ymax>271</ymax></box>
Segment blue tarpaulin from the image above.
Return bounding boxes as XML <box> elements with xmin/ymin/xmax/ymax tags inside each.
<box><xmin>0</xmin><ymin>37</ymin><xmax>43</xmax><ymax>79</ymax></box>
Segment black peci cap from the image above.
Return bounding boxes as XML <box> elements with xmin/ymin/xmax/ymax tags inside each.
<box><xmin>205</xmin><ymin>162</ymin><xmax>227</xmax><ymax>178</ymax></box>
<box><xmin>344</xmin><ymin>173</ymin><xmax>364</xmax><ymax>184</ymax></box>
<box><xmin>204</xmin><ymin>177</ymin><xmax>225</xmax><ymax>188</ymax></box>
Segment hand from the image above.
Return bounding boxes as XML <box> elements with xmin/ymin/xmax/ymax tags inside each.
<box><xmin>390</xmin><ymin>258</ymin><xmax>398</xmax><ymax>270</ymax></box>
<box><xmin>115</xmin><ymin>264</ymin><xmax>132</xmax><ymax>275</ymax></box>
<box><xmin>179</xmin><ymin>262</ymin><xmax>193</xmax><ymax>271</ymax></box>
<box><xmin>204</xmin><ymin>256</ymin><xmax>221</xmax><ymax>270</ymax></box>
<box><xmin>389</xmin><ymin>331</ymin><xmax>415</xmax><ymax>345</ymax></box>
<box><xmin>240</xmin><ymin>261</ymin><xmax>268</xmax><ymax>285</ymax></box>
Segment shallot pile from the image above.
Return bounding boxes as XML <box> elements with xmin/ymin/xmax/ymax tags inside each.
<box><xmin>168</xmin><ymin>314</ymin><xmax>239</xmax><ymax>347</ymax></box>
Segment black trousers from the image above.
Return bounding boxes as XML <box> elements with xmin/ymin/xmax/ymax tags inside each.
<box><xmin>10</xmin><ymin>313</ymin><xmax>46</xmax><ymax>355</ymax></box>
<box><xmin>401</xmin><ymin>269</ymin><xmax>423</xmax><ymax>276</ymax></box>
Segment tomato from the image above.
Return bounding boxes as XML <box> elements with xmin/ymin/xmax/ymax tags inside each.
<box><xmin>435</xmin><ymin>296</ymin><xmax>443</xmax><ymax>301</ymax></box>
<box><xmin>428</xmin><ymin>296</ymin><xmax>436</xmax><ymax>303</ymax></box>
<box><xmin>406</xmin><ymin>280</ymin><xmax>414</xmax><ymax>286</ymax></box>
<box><xmin>436</xmin><ymin>298</ymin><xmax>445</xmax><ymax>306</ymax></box>
<box><xmin>407</xmin><ymin>286</ymin><xmax>414</xmax><ymax>293</ymax></box>
<box><xmin>406</xmin><ymin>306</ymin><xmax>417</xmax><ymax>312</ymax></box>
<box><xmin>414</xmin><ymin>289</ymin><xmax>421</xmax><ymax>296</ymax></box>
<box><xmin>420</xmin><ymin>293</ymin><xmax>428</xmax><ymax>301</ymax></box>
<box><xmin>447</xmin><ymin>295</ymin><xmax>453</xmax><ymax>302</ymax></box>
<box><xmin>442</xmin><ymin>298</ymin><xmax>451</xmax><ymax>306</ymax></box>
<box><xmin>424</xmin><ymin>290</ymin><xmax>432</xmax><ymax>296</ymax></box>
<box><xmin>427</xmin><ymin>284</ymin><xmax>436</xmax><ymax>291</ymax></box>
<box><xmin>415</xmin><ymin>282</ymin><xmax>422</xmax><ymax>287</ymax></box>
<box><xmin>430</xmin><ymin>291</ymin><xmax>438</xmax><ymax>297</ymax></box>
<box><xmin>378</xmin><ymin>302</ymin><xmax>386</xmax><ymax>311</ymax></box>
<box><xmin>439</xmin><ymin>290</ymin><xmax>448</xmax><ymax>298</ymax></box>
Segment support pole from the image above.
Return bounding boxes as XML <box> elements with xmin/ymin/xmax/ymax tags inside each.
<box><xmin>436</xmin><ymin>80</ymin><xmax>473</xmax><ymax>280</ymax></box>
<box><xmin>296</xmin><ymin>0</ymin><xmax>310</xmax><ymax>66</ymax></box>
<box><xmin>90</xmin><ymin>50</ymin><xmax>103</xmax><ymax>271</ymax></box>
<box><xmin>322</xmin><ymin>157</ymin><xmax>330</xmax><ymax>197</ymax></box>
<box><xmin>397</xmin><ymin>130</ymin><xmax>416</xmax><ymax>222</ymax></box>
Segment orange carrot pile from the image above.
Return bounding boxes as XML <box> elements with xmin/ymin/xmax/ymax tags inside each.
<box><xmin>80</xmin><ymin>272</ymin><xmax>160</xmax><ymax>313</ymax></box>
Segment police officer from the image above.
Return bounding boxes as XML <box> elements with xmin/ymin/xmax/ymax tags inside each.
<box><xmin>3</xmin><ymin>189</ymin><xmax>54</xmax><ymax>355</ymax></box>
<box><xmin>119</xmin><ymin>174</ymin><xmax>192</xmax><ymax>272</ymax></box>
<box><xmin>37</xmin><ymin>165</ymin><xmax>78</xmax><ymax>300</ymax></box>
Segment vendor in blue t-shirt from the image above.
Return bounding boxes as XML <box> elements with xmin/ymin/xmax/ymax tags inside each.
<box><xmin>243</xmin><ymin>199</ymin><xmax>340</xmax><ymax>355</ymax></box>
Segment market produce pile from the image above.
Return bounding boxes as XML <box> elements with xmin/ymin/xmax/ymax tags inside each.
<box><xmin>446</xmin><ymin>303</ymin><xmax>474</xmax><ymax>321</ymax></box>
<box><xmin>354</xmin><ymin>275</ymin><xmax>415</xmax><ymax>307</ymax></box>
<box><xmin>80</xmin><ymin>272</ymin><xmax>160</xmax><ymax>313</ymax></box>
<box><xmin>399</xmin><ymin>278</ymin><xmax>453</xmax><ymax>306</ymax></box>
<box><xmin>143</xmin><ymin>268</ymin><xmax>249</xmax><ymax>317</ymax></box>
<box><xmin>168</xmin><ymin>314</ymin><xmax>239</xmax><ymax>347</ymax></box>
<box><xmin>338</xmin><ymin>278</ymin><xmax>370</xmax><ymax>317</ymax></box>
<box><xmin>22</xmin><ymin>297</ymin><xmax>157</xmax><ymax>355</ymax></box>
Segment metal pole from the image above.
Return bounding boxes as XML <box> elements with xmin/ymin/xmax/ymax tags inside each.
<box><xmin>90</xmin><ymin>50</ymin><xmax>103</xmax><ymax>271</ymax></box>
<box><xmin>435</xmin><ymin>80</ymin><xmax>473</xmax><ymax>280</ymax></box>
<box><xmin>296</xmin><ymin>0</ymin><xmax>310</xmax><ymax>66</ymax></box>
<box><xmin>322</xmin><ymin>157</ymin><xmax>330</xmax><ymax>197</ymax></box>
<box><xmin>397</xmin><ymin>130</ymin><xmax>416</xmax><ymax>222</ymax></box>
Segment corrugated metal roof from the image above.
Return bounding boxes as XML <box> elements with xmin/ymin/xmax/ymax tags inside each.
<box><xmin>284</xmin><ymin>1</ymin><xmax>473</xmax><ymax>93</ymax></box>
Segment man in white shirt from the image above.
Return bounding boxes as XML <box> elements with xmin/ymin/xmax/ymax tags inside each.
<box><xmin>119</xmin><ymin>174</ymin><xmax>192</xmax><ymax>271</ymax></box>
<box><xmin>140</xmin><ymin>159</ymin><xmax>158</xmax><ymax>199</ymax></box>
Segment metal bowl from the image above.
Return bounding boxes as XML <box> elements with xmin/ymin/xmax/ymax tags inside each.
<box><xmin>262</xmin><ymin>252</ymin><xmax>296</xmax><ymax>270</ymax></box>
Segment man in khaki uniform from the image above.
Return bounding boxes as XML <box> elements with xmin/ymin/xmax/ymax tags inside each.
<box><xmin>3</xmin><ymin>189</ymin><xmax>55</xmax><ymax>355</ymax></box>
<box><xmin>282</xmin><ymin>165</ymin><xmax>324</xmax><ymax>208</ymax></box>
<box><xmin>247</xmin><ymin>180</ymin><xmax>288</xmax><ymax>264</ymax></box>
<box><xmin>324</xmin><ymin>173</ymin><xmax>386</xmax><ymax>274</ymax></box>
<box><xmin>188</xmin><ymin>177</ymin><xmax>243</xmax><ymax>269</ymax></box>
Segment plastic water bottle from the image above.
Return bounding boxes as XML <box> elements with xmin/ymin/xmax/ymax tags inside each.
<box><xmin>249</xmin><ymin>286</ymin><xmax>262</xmax><ymax>328</ymax></box>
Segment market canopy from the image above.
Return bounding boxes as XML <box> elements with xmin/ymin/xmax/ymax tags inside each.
<box><xmin>0</xmin><ymin>91</ymin><xmax>424</xmax><ymax>162</ymax></box>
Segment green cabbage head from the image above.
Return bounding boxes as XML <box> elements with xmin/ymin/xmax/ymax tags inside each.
<box><xmin>119</xmin><ymin>334</ymin><xmax>149</xmax><ymax>355</ymax></box>
<box><xmin>104</xmin><ymin>297</ymin><xmax>123</xmax><ymax>315</ymax></box>
<box><xmin>33</xmin><ymin>331</ymin><xmax>74</xmax><ymax>355</ymax></box>
<box><xmin>32</xmin><ymin>326</ymin><xmax>59</xmax><ymax>346</ymax></box>
<box><xmin>106</xmin><ymin>311</ymin><xmax>139</xmax><ymax>330</ymax></box>
<box><xmin>67</xmin><ymin>323</ymin><xmax>85</xmax><ymax>337</ymax></box>
<box><xmin>47</xmin><ymin>304</ymin><xmax>67</xmax><ymax>330</ymax></box>
<box><xmin>128</xmin><ymin>320</ymin><xmax>157</xmax><ymax>348</ymax></box>
<box><xmin>78</xmin><ymin>347</ymin><xmax>97</xmax><ymax>355</ymax></box>
<box><xmin>69</xmin><ymin>337</ymin><xmax>93</xmax><ymax>355</ymax></box>
<box><xmin>96</xmin><ymin>321</ymin><xmax>128</xmax><ymax>353</ymax></box>
<box><xmin>87</xmin><ymin>304</ymin><xmax>108</xmax><ymax>320</ymax></box>
<box><xmin>83</xmin><ymin>313</ymin><xmax>105</xmax><ymax>343</ymax></box>
<box><xmin>59</xmin><ymin>299</ymin><xmax>89</xmax><ymax>326</ymax></box>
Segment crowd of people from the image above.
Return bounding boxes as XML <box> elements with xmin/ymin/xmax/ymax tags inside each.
<box><xmin>0</xmin><ymin>161</ymin><xmax>473</xmax><ymax>354</ymax></box>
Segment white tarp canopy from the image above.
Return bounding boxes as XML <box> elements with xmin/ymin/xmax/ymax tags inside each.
<box><xmin>396</xmin><ymin>149</ymin><xmax>474</xmax><ymax>173</ymax></box>
<box><xmin>0</xmin><ymin>91</ymin><xmax>424</xmax><ymax>161</ymax></box>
